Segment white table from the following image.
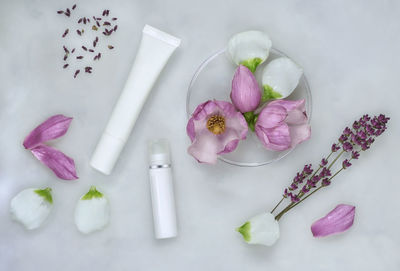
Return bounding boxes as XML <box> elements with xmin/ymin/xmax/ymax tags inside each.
<box><xmin>1</xmin><ymin>0</ymin><xmax>399</xmax><ymax>270</ymax></box>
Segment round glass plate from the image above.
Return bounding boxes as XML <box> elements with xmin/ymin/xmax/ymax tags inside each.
<box><xmin>186</xmin><ymin>48</ymin><xmax>312</xmax><ymax>167</ymax></box>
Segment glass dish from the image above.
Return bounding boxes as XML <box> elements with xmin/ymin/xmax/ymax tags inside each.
<box><xmin>186</xmin><ymin>48</ymin><xmax>312</xmax><ymax>167</ymax></box>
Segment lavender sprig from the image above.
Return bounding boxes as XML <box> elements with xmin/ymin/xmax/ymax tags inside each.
<box><xmin>271</xmin><ymin>114</ymin><xmax>389</xmax><ymax>221</ymax></box>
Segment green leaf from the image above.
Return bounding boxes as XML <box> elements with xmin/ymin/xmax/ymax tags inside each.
<box><xmin>81</xmin><ymin>186</ymin><xmax>103</xmax><ymax>200</ymax></box>
<box><xmin>240</xmin><ymin>58</ymin><xmax>262</xmax><ymax>73</ymax></box>
<box><xmin>243</xmin><ymin>112</ymin><xmax>257</xmax><ymax>132</ymax></box>
<box><xmin>236</xmin><ymin>221</ymin><xmax>251</xmax><ymax>242</ymax></box>
<box><xmin>34</xmin><ymin>187</ymin><xmax>53</xmax><ymax>204</ymax></box>
<box><xmin>262</xmin><ymin>85</ymin><xmax>282</xmax><ymax>102</ymax></box>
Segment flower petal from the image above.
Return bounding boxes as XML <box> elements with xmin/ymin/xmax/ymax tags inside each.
<box><xmin>30</xmin><ymin>144</ymin><xmax>78</xmax><ymax>180</ymax></box>
<box><xmin>289</xmin><ymin>123</ymin><xmax>311</xmax><ymax>147</ymax></box>
<box><xmin>268</xmin><ymin>99</ymin><xmax>305</xmax><ymax>112</ymax></box>
<box><xmin>230</xmin><ymin>65</ymin><xmax>261</xmax><ymax>113</ymax></box>
<box><xmin>256</xmin><ymin>105</ymin><xmax>287</xmax><ymax>129</ymax></box>
<box><xmin>23</xmin><ymin>115</ymin><xmax>73</xmax><ymax>149</ymax></box>
<box><xmin>255</xmin><ymin>122</ymin><xmax>291</xmax><ymax>151</ymax></box>
<box><xmin>311</xmin><ymin>204</ymin><xmax>355</xmax><ymax>237</ymax></box>
<box><xmin>187</xmin><ymin>130</ymin><xmax>222</xmax><ymax>164</ymax></box>
<box><xmin>285</xmin><ymin>109</ymin><xmax>308</xmax><ymax>125</ymax></box>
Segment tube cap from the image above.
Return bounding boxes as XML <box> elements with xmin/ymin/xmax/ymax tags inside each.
<box><xmin>90</xmin><ymin>132</ymin><xmax>125</xmax><ymax>175</ymax></box>
<box><xmin>148</xmin><ymin>139</ymin><xmax>171</xmax><ymax>166</ymax></box>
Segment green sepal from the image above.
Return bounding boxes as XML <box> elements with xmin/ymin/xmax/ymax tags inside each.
<box><xmin>243</xmin><ymin>111</ymin><xmax>258</xmax><ymax>132</ymax></box>
<box><xmin>236</xmin><ymin>221</ymin><xmax>251</xmax><ymax>242</ymax></box>
<box><xmin>34</xmin><ymin>187</ymin><xmax>53</xmax><ymax>204</ymax></box>
<box><xmin>262</xmin><ymin>85</ymin><xmax>282</xmax><ymax>102</ymax></box>
<box><xmin>240</xmin><ymin>58</ymin><xmax>262</xmax><ymax>73</ymax></box>
<box><xmin>81</xmin><ymin>186</ymin><xmax>103</xmax><ymax>200</ymax></box>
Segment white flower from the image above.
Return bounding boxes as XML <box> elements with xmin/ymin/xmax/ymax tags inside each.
<box><xmin>228</xmin><ymin>30</ymin><xmax>272</xmax><ymax>72</ymax></box>
<box><xmin>237</xmin><ymin>212</ymin><xmax>280</xmax><ymax>246</ymax></box>
<box><xmin>74</xmin><ymin>186</ymin><xmax>110</xmax><ymax>234</ymax></box>
<box><xmin>10</xmin><ymin>187</ymin><xmax>53</xmax><ymax>230</ymax></box>
<box><xmin>261</xmin><ymin>57</ymin><xmax>303</xmax><ymax>101</ymax></box>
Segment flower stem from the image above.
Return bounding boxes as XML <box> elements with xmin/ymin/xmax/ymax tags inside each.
<box><xmin>270</xmin><ymin>197</ymin><xmax>284</xmax><ymax>213</ymax></box>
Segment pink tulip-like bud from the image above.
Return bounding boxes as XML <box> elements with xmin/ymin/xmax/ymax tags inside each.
<box><xmin>230</xmin><ymin>65</ymin><xmax>261</xmax><ymax>113</ymax></box>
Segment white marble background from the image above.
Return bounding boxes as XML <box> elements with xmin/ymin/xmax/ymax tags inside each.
<box><xmin>1</xmin><ymin>0</ymin><xmax>400</xmax><ymax>270</ymax></box>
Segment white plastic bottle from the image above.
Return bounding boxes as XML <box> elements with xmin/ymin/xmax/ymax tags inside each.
<box><xmin>148</xmin><ymin>139</ymin><xmax>178</xmax><ymax>239</ymax></box>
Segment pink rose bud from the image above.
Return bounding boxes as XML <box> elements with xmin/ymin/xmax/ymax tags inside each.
<box><xmin>230</xmin><ymin>65</ymin><xmax>261</xmax><ymax>113</ymax></box>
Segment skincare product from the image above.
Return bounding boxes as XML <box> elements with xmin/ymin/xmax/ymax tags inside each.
<box><xmin>148</xmin><ymin>139</ymin><xmax>178</xmax><ymax>239</ymax></box>
<box><xmin>90</xmin><ymin>25</ymin><xmax>181</xmax><ymax>175</ymax></box>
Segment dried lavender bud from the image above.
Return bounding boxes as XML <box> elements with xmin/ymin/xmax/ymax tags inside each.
<box><xmin>112</xmin><ymin>17</ymin><xmax>117</xmax><ymax>21</ymax></box>
<box><xmin>77</xmin><ymin>29</ymin><xmax>82</xmax><ymax>36</ymax></box>
<box><xmin>96</xmin><ymin>21</ymin><xmax>100</xmax><ymax>27</ymax></box>
<box><xmin>66</xmin><ymin>8</ymin><xmax>70</xmax><ymax>14</ymax></box>
<box><xmin>82</xmin><ymin>46</ymin><xmax>87</xmax><ymax>51</ymax></box>
<box><xmin>102</xmin><ymin>31</ymin><xmax>107</xmax><ymax>36</ymax></box>
<box><xmin>93</xmin><ymin>55</ymin><xmax>98</xmax><ymax>60</ymax></box>
<box><xmin>74</xmin><ymin>70</ymin><xmax>80</xmax><ymax>78</ymax></box>
<box><xmin>63</xmin><ymin>64</ymin><xmax>69</xmax><ymax>69</ymax></box>
<box><xmin>63</xmin><ymin>55</ymin><xmax>68</xmax><ymax>61</ymax></box>
<box><xmin>98</xmin><ymin>53</ymin><xmax>101</xmax><ymax>59</ymax></box>
<box><xmin>103</xmin><ymin>21</ymin><xmax>111</xmax><ymax>26</ymax></box>
<box><xmin>106</xmin><ymin>10</ymin><xmax>110</xmax><ymax>16</ymax></box>
<box><xmin>95</xmin><ymin>36</ymin><xmax>99</xmax><ymax>42</ymax></box>
<box><xmin>92</xmin><ymin>25</ymin><xmax>98</xmax><ymax>31</ymax></box>
<box><xmin>88</xmin><ymin>49</ymin><xmax>94</xmax><ymax>52</ymax></box>
<box><xmin>65</xmin><ymin>11</ymin><xmax>70</xmax><ymax>17</ymax></box>
<box><xmin>108</xmin><ymin>45</ymin><xmax>114</xmax><ymax>49</ymax></box>
<box><xmin>72</xmin><ymin>4</ymin><xmax>76</xmax><ymax>10</ymax></box>
<box><xmin>84</xmin><ymin>66</ymin><xmax>92</xmax><ymax>73</ymax></box>
<box><xmin>63</xmin><ymin>46</ymin><xmax>69</xmax><ymax>53</ymax></box>
<box><xmin>102</xmin><ymin>10</ymin><xmax>106</xmax><ymax>16</ymax></box>
<box><xmin>57</xmin><ymin>10</ymin><xmax>64</xmax><ymax>14</ymax></box>
<box><xmin>76</xmin><ymin>56</ymin><xmax>84</xmax><ymax>59</ymax></box>
<box><xmin>87</xmin><ymin>18</ymin><xmax>91</xmax><ymax>23</ymax></box>
<box><xmin>62</xmin><ymin>29</ymin><xmax>69</xmax><ymax>38</ymax></box>
<box><xmin>96</xmin><ymin>17</ymin><xmax>102</xmax><ymax>21</ymax></box>
<box><xmin>71</xmin><ymin>48</ymin><xmax>75</xmax><ymax>53</ymax></box>
<box><xmin>83</xmin><ymin>17</ymin><xmax>87</xmax><ymax>24</ymax></box>
<box><xmin>113</xmin><ymin>25</ymin><xmax>118</xmax><ymax>32</ymax></box>
<box><xmin>78</xmin><ymin>18</ymin><xmax>83</xmax><ymax>23</ymax></box>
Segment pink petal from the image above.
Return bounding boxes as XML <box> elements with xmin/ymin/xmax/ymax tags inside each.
<box><xmin>30</xmin><ymin>144</ymin><xmax>78</xmax><ymax>180</ymax></box>
<box><xmin>268</xmin><ymin>99</ymin><xmax>305</xmax><ymax>112</ymax></box>
<box><xmin>311</xmin><ymin>204</ymin><xmax>355</xmax><ymax>237</ymax></box>
<box><xmin>230</xmin><ymin>65</ymin><xmax>261</xmax><ymax>113</ymax></box>
<box><xmin>186</xmin><ymin>117</ymin><xmax>196</xmax><ymax>142</ymax></box>
<box><xmin>289</xmin><ymin>123</ymin><xmax>311</xmax><ymax>147</ymax></box>
<box><xmin>255</xmin><ymin>122</ymin><xmax>291</xmax><ymax>151</ymax></box>
<box><xmin>285</xmin><ymin>109</ymin><xmax>308</xmax><ymax>125</ymax></box>
<box><xmin>256</xmin><ymin>105</ymin><xmax>287</xmax><ymax>128</ymax></box>
<box><xmin>187</xmin><ymin>130</ymin><xmax>222</xmax><ymax>164</ymax></box>
<box><xmin>23</xmin><ymin>115</ymin><xmax>73</xmax><ymax>149</ymax></box>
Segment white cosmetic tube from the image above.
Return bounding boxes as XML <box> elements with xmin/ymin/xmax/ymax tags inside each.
<box><xmin>90</xmin><ymin>25</ymin><xmax>181</xmax><ymax>175</ymax></box>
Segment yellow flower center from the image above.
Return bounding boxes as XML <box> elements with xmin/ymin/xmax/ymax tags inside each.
<box><xmin>207</xmin><ymin>115</ymin><xmax>226</xmax><ymax>135</ymax></box>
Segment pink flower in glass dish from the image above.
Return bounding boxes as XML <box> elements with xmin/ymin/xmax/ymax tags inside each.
<box><xmin>255</xmin><ymin>99</ymin><xmax>311</xmax><ymax>151</ymax></box>
<box><xmin>230</xmin><ymin>65</ymin><xmax>261</xmax><ymax>113</ymax></box>
<box><xmin>187</xmin><ymin>100</ymin><xmax>248</xmax><ymax>164</ymax></box>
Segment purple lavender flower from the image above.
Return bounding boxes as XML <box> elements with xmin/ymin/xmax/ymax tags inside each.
<box><xmin>342</xmin><ymin>142</ymin><xmax>353</xmax><ymax>152</ymax></box>
<box><xmin>343</xmin><ymin>127</ymin><xmax>352</xmax><ymax>135</ymax></box>
<box><xmin>321</xmin><ymin>178</ymin><xmax>331</xmax><ymax>187</ymax></box>
<box><xmin>339</xmin><ymin>134</ymin><xmax>348</xmax><ymax>142</ymax></box>
<box><xmin>351</xmin><ymin>151</ymin><xmax>360</xmax><ymax>159</ymax></box>
<box><xmin>342</xmin><ymin>159</ymin><xmax>352</xmax><ymax>169</ymax></box>
<box><xmin>320</xmin><ymin>158</ymin><xmax>328</xmax><ymax>166</ymax></box>
<box><xmin>331</xmin><ymin>143</ymin><xmax>340</xmax><ymax>152</ymax></box>
<box><xmin>320</xmin><ymin>167</ymin><xmax>332</xmax><ymax>177</ymax></box>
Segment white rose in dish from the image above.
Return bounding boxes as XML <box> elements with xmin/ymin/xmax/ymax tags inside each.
<box><xmin>261</xmin><ymin>57</ymin><xmax>303</xmax><ymax>101</ymax></box>
<box><xmin>10</xmin><ymin>187</ymin><xmax>53</xmax><ymax>230</ymax></box>
<box><xmin>237</xmin><ymin>212</ymin><xmax>280</xmax><ymax>246</ymax></box>
<box><xmin>228</xmin><ymin>30</ymin><xmax>272</xmax><ymax>73</ymax></box>
<box><xmin>74</xmin><ymin>186</ymin><xmax>110</xmax><ymax>234</ymax></box>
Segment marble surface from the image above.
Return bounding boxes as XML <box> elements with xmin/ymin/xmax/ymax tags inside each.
<box><xmin>1</xmin><ymin>0</ymin><xmax>400</xmax><ymax>270</ymax></box>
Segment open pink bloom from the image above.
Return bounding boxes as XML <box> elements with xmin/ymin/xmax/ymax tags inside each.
<box><xmin>255</xmin><ymin>99</ymin><xmax>311</xmax><ymax>151</ymax></box>
<box><xmin>187</xmin><ymin>100</ymin><xmax>248</xmax><ymax>164</ymax></box>
<box><xmin>230</xmin><ymin>65</ymin><xmax>261</xmax><ymax>113</ymax></box>
<box><xmin>311</xmin><ymin>204</ymin><xmax>355</xmax><ymax>237</ymax></box>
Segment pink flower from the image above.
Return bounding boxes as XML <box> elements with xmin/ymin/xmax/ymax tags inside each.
<box><xmin>187</xmin><ymin>100</ymin><xmax>248</xmax><ymax>164</ymax></box>
<box><xmin>230</xmin><ymin>65</ymin><xmax>261</xmax><ymax>113</ymax></box>
<box><xmin>255</xmin><ymin>99</ymin><xmax>311</xmax><ymax>151</ymax></box>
